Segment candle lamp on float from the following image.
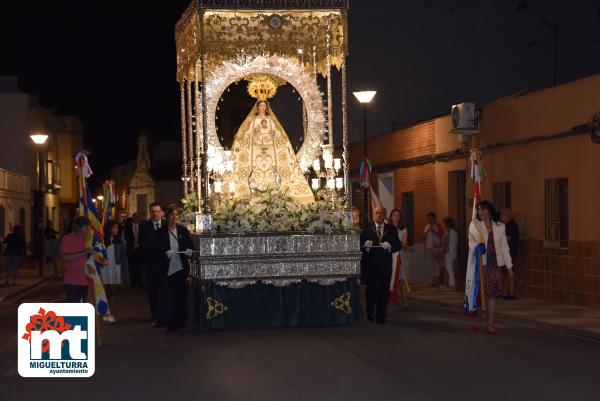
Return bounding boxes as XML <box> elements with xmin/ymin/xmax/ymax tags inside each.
<box><xmin>310</xmin><ymin>144</ymin><xmax>345</xmax><ymax>201</ymax></box>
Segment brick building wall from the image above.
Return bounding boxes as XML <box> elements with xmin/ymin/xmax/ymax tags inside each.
<box><xmin>392</xmin><ymin>164</ymin><xmax>436</xmax><ymax>243</ymax></box>
<box><xmin>350</xmin><ymin>121</ymin><xmax>436</xmax><ymax>170</ymax></box>
<box><xmin>519</xmin><ymin>240</ymin><xmax>600</xmax><ymax>308</ymax></box>
<box><xmin>350</xmin><ymin>120</ymin><xmax>438</xmax><ymax>245</ymax></box>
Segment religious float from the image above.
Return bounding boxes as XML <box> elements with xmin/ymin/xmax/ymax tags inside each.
<box><xmin>175</xmin><ymin>0</ymin><xmax>359</xmax><ymax>329</ymax></box>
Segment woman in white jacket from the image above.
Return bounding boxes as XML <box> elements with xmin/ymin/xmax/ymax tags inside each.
<box><xmin>465</xmin><ymin>200</ymin><xmax>513</xmax><ymax>335</ymax></box>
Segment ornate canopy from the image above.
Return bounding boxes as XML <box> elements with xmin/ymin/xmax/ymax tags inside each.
<box><xmin>176</xmin><ymin>0</ymin><xmax>351</xmax><ymax>218</ymax></box>
<box><xmin>175</xmin><ymin>0</ymin><xmax>349</xmax><ymax>82</ymax></box>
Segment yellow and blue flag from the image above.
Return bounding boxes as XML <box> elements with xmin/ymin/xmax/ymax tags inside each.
<box><xmin>74</xmin><ymin>151</ymin><xmax>110</xmax><ymax>316</ymax></box>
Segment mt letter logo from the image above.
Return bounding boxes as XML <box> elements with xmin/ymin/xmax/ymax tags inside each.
<box><xmin>18</xmin><ymin>303</ymin><xmax>95</xmax><ymax>377</ymax></box>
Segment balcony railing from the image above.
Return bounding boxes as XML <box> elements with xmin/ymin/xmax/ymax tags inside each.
<box><xmin>0</xmin><ymin>168</ymin><xmax>31</xmax><ymax>195</ymax></box>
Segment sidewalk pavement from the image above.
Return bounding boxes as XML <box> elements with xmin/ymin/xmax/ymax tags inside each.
<box><xmin>0</xmin><ymin>259</ymin><xmax>63</xmax><ymax>303</ymax></box>
<box><xmin>410</xmin><ymin>283</ymin><xmax>600</xmax><ymax>341</ymax></box>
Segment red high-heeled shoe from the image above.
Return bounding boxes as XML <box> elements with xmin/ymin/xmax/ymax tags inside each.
<box><xmin>487</xmin><ymin>325</ymin><xmax>499</xmax><ymax>336</ymax></box>
<box><xmin>471</xmin><ymin>323</ymin><xmax>480</xmax><ymax>332</ymax></box>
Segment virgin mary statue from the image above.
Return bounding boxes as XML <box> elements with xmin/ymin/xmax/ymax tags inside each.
<box><xmin>225</xmin><ymin>99</ymin><xmax>314</xmax><ymax>204</ymax></box>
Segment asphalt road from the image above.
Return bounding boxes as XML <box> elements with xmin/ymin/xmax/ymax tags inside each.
<box><xmin>1</xmin><ymin>280</ymin><xmax>599</xmax><ymax>401</ymax></box>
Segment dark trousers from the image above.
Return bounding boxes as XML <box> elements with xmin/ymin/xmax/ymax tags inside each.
<box><xmin>65</xmin><ymin>285</ymin><xmax>89</xmax><ymax>303</ymax></box>
<box><xmin>365</xmin><ymin>267</ymin><xmax>392</xmax><ymax>323</ymax></box>
<box><xmin>144</xmin><ymin>261</ymin><xmax>161</xmax><ymax>321</ymax></box>
<box><xmin>127</xmin><ymin>249</ymin><xmax>142</xmax><ymax>287</ymax></box>
<box><xmin>163</xmin><ymin>269</ymin><xmax>187</xmax><ymax>331</ymax></box>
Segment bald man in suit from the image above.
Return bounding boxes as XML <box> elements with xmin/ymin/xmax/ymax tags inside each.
<box><xmin>360</xmin><ymin>206</ymin><xmax>401</xmax><ymax>323</ymax></box>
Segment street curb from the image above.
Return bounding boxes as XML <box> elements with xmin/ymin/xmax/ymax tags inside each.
<box><xmin>0</xmin><ymin>274</ymin><xmax>63</xmax><ymax>305</ymax></box>
<box><xmin>411</xmin><ymin>297</ymin><xmax>600</xmax><ymax>343</ymax></box>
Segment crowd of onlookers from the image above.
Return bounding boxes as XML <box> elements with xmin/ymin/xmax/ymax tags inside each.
<box><xmin>355</xmin><ymin>201</ymin><xmax>519</xmax><ymax>334</ymax></box>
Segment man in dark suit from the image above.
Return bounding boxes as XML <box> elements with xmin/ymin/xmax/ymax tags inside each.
<box><xmin>139</xmin><ymin>202</ymin><xmax>166</xmax><ymax>327</ymax></box>
<box><xmin>360</xmin><ymin>206</ymin><xmax>401</xmax><ymax>324</ymax></box>
<box><xmin>123</xmin><ymin>212</ymin><xmax>143</xmax><ymax>287</ymax></box>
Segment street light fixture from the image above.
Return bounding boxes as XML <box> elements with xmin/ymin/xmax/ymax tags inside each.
<box><xmin>352</xmin><ymin>90</ymin><xmax>377</xmax><ymax>227</ymax></box>
<box><xmin>353</xmin><ymin>91</ymin><xmax>376</xmax><ymax>104</ymax></box>
<box><xmin>30</xmin><ymin>133</ymin><xmax>49</xmax><ymax>277</ymax></box>
<box><xmin>30</xmin><ymin>134</ymin><xmax>49</xmax><ymax>145</ymax></box>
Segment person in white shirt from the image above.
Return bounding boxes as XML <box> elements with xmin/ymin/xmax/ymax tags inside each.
<box><xmin>423</xmin><ymin>212</ymin><xmax>445</xmax><ymax>287</ymax></box>
<box><xmin>157</xmin><ymin>206</ymin><xmax>195</xmax><ymax>334</ymax></box>
<box><xmin>442</xmin><ymin>217</ymin><xmax>458</xmax><ymax>291</ymax></box>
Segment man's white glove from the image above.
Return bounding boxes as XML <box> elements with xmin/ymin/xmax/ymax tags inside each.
<box><xmin>381</xmin><ymin>241</ymin><xmax>392</xmax><ymax>252</ymax></box>
<box><xmin>363</xmin><ymin>240</ymin><xmax>373</xmax><ymax>252</ymax></box>
<box><xmin>184</xmin><ymin>249</ymin><xmax>194</xmax><ymax>257</ymax></box>
<box><xmin>165</xmin><ymin>249</ymin><xmax>176</xmax><ymax>259</ymax></box>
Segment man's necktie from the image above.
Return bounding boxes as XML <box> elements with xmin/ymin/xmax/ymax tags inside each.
<box><xmin>376</xmin><ymin>224</ymin><xmax>382</xmax><ymax>243</ymax></box>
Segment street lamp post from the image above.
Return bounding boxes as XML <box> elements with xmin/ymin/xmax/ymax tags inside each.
<box><xmin>352</xmin><ymin>91</ymin><xmax>376</xmax><ymax>227</ymax></box>
<box><xmin>97</xmin><ymin>195</ymin><xmax>104</xmax><ymax>218</ymax></box>
<box><xmin>30</xmin><ymin>133</ymin><xmax>48</xmax><ymax>277</ymax></box>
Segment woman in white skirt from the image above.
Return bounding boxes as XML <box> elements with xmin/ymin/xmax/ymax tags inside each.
<box><xmin>102</xmin><ymin>220</ymin><xmax>128</xmax><ymax>323</ymax></box>
<box><xmin>389</xmin><ymin>209</ymin><xmax>410</xmax><ymax>307</ymax></box>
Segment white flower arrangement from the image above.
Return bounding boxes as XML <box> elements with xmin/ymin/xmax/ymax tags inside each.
<box><xmin>180</xmin><ymin>192</ymin><xmax>199</xmax><ymax>231</ymax></box>
<box><xmin>207</xmin><ymin>189</ymin><xmax>351</xmax><ymax>234</ymax></box>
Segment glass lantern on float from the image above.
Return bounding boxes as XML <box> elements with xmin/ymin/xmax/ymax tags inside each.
<box><xmin>206</xmin><ymin>145</ymin><xmax>235</xmax><ymax>198</ymax></box>
<box><xmin>311</xmin><ymin>144</ymin><xmax>344</xmax><ymax>201</ymax></box>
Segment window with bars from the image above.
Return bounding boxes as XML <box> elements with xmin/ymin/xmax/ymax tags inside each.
<box><xmin>545</xmin><ymin>178</ymin><xmax>569</xmax><ymax>248</ymax></box>
<box><xmin>492</xmin><ymin>182</ymin><xmax>511</xmax><ymax>211</ymax></box>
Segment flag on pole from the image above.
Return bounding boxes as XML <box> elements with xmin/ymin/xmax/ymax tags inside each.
<box><xmin>359</xmin><ymin>157</ymin><xmax>372</xmax><ymax>189</ymax></box>
<box><xmin>101</xmin><ymin>180</ymin><xmax>116</xmax><ymax>227</ymax></box>
<box><xmin>470</xmin><ymin>148</ymin><xmax>486</xmax><ymax>220</ymax></box>
<box><xmin>74</xmin><ymin>151</ymin><xmax>110</xmax><ymax>316</ymax></box>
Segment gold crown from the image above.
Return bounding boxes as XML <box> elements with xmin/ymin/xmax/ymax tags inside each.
<box><xmin>246</xmin><ymin>74</ymin><xmax>285</xmax><ymax>101</ymax></box>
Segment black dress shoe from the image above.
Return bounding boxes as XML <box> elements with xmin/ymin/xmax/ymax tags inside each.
<box><xmin>151</xmin><ymin>321</ymin><xmax>164</xmax><ymax>328</ymax></box>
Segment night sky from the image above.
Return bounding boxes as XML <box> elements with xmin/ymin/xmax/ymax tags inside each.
<box><xmin>2</xmin><ymin>0</ymin><xmax>600</xmax><ymax>175</ymax></box>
